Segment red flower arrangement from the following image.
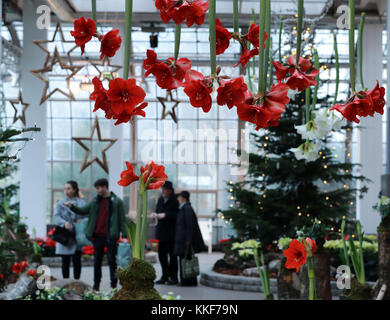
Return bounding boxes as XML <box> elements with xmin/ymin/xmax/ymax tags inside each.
<box><xmin>330</xmin><ymin>81</ymin><xmax>385</xmax><ymax>123</ymax></box>
<box><xmin>155</xmin><ymin>0</ymin><xmax>209</xmax><ymax>27</ymax></box>
<box><xmin>12</xmin><ymin>263</ymin><xmax>23</xmax><ymax>274</ymax></box>
<box><xmin>27</xmin><ymin>270</ymin><xmax>37</xmax><ymax>277</ymax></box>
<box><xmin>273</xmin><ymin>55</ymin><xmax>319</xmax><ymax>92</ymax></box>
<box><xmin>70</xmin><ymin>16</ymin><xmax>121</xmax><ymax>60</ymax></box>
<box><xmin>82</xmin><ymin>245</ymin><xmax>94</xmax><ymax>256</ymax></box>
<box><xmin>45</xmin><ymin>236</ymin><xmax>57</xmax><ymax>248</ymax></box>
<box><xmin>236</xmin><ymin>82</ymin><xmax>290</xmax><ymax>130</ymax></box>
<box><xmin>0</xmin><ymin>273</ymin><xmax>4</xmax><ymax>280</ymax></box>
<box><xmin>217</xmin><ymin>76</ymin><xmax>248</xmax><ymax>109</ymax></box>
<box><xmin>283</xmin><ymin>238</ymin><xmax>317</xmax><ymax>272</ymax></box>
<box><xmin>143</xmin><ymin>50</ymin><xmax>192</xmax><ymax>90</ymax></box>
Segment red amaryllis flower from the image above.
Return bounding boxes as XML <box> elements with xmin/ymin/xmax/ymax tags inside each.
<box><xmin>217</xmin><ymin>76</ymin><xmax>248</xmax><ymax>109</ymax></box>
<box><xmin>245</xmin><ymin>23</ymin><xmax>267</xmax><ymax>49</ymax></box>
<box><xmin>283</xmin><ymin>239</ymin><xmax>307</xmax><ymax>272</ymax></box>
<box><xmin>215</xmin><ymin>18</ymin><xmax>231</xmax><ymax>55</ymax></box>
<box><xmin>0</xmin><ymin>273</ymin><xmax>4</xmax><ymax>280</ymax></box>
<box><xmin>303</xmin><ymin>238</ymin><xmax>318</xmax><ymax>255</ymax></box>
<box><xmin>330</xmin><ymin>81</ymin><xmax>385</xmax><ymax>123</ymax></box>
<box><xmin>90</xmin><ymin>77</ymin><xmax>112</xmax><ymax>116</ymax></box>
<box><xmin>82</xmin><ymin>245</ymin><xmax>94</xmax><ymax>255</ymax></box>
<box><xmin>21</xmin><ymin>261</ymin><xmax>28</xmax><ymax>270</ymax></box>
<box><xmin>143</xmin><ymin>50</ymin><xmax>192</xmax><ymax>90</ymax></box>
<box><xmin>107</xmin><ymin>78</ymin><xmax>146</xmax><ymax>114</ymax></box>
<box><xmin>156</xmin><ymin>0</ymin><xmax>209</xmax><ymax>27</ymax></box>
<box><xmin>27</xmin><ymin>270</ymin><xmax>37</xmax><ymax>277</ymax></box>
<box><xmin>184</xmin><ymin>70</ymin><xmax>213</xmax><ymax>113</ymax></box>
<box><xmin>234</xmin><ymin>43</ymin><xmax>259</xmax><ymax>68</ymax></box>
<box><xmin>34</xmin><ymin>237</ymin><xmax>45</xmax><ymax>246</ymax></box>
<box><xmin>118</xmin><ymin>161</ymin><xmax>139</xmax><ymax>187</ymax></box>
<box><xmin>45</xmin><ymin>236</ymin><xmax>57</xmax><ymax>247</ymax></box>
<box><xmin>113</xmin><ymin>102</ymin><xmax>148</xmax><ymax>125</ymax></box>
<box><xmin>273</xmin><ymin>55</ymin><xmax>318</xmax><ymax>92</ymax></box>
<box><xmin>99</xmin><ymin>29</ymin><xmax>122</xmax><ymax>60</ymax></box>
<box><xmin>70</xmin><ymin>16</ymin><xmax>96</xmax><ymax>55</ymax></box>
<box><xmin>236</xmin><ymin>82</ymin><xmax>290</xmax><ymax>130</ymax></box>
<box><xmin>140</xmin><ymin>161</ymin><xmax>168</xmax><ymax>190</ymax></box>
<box><xmin>12</xmin><ymin>263</ymin><xmax>22</xmax><ymax>274</ymax></box>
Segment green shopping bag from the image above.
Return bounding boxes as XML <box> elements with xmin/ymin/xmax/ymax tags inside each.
<box><xmin>117</xmin><ymin>242</ymin><xmax>132</xmax><ymax>269</ymax></box>
<box><xmin>181</xmin><ymin>247</ymin><xmax>200</xmax><ymax>279</ymax></box>
<box><xmin>75</xmin><ymin>219</ymin><xmax>92</xmax><ymax>247</ymax></box>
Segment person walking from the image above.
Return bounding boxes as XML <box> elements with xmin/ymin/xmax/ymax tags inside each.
<box><xmin>53</xmin><ymin>180</ymin><xmax>86</xmax><ymax>280</ymax></box>
<box><xmin>65</xmin><ymin>178</ymin><xmax>127</xmax><ymax>291</ymax></box>
<box><xmin>174</xmin><ymin>191</ymin><xmax>206</xmax><ymax>287</ymax></box>
<box><xmin>153</xmin><ymin>181</ymin><xmax>179</xmax><ymax>285</ymax></box>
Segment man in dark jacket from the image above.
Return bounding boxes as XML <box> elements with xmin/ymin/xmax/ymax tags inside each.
<box><xmin>65</xmin><ymin>178</ymin><xmax>127</xmax><ymax>291</ymax></box>
<box><xmin>153</xmin><ymin>181</ymin><xmax>179</xmax><ymax>285</ymax></box>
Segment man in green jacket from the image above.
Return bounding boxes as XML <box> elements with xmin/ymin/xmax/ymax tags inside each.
<box><xmin>65</xmin><ymin>178</ymin><xmax>127</xmax><ymax>291</ymax></box>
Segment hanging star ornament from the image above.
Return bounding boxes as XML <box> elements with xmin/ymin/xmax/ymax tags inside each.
<box><xmin>157</xmin><ymin>91</ymin><xmax>180</xmax><ymax>123</ymax></box>
<box><xmin>30</xmin><ymin>47</ymin><xmax>83</xmax><ymax>104</ymax></box>
<box><xmin>33</xmin><ymin>22</ymin><xmax>78</xmax><ymax>68</ymax></box>
<box><xmin>72</xmin><ymin>117</ymin><xmax>117</xmax><ymax>173</ymax></box>
<box><xmin>90</xmin><ymin>56</ymin><xmax>122</xmax><ymax>81</ymax></box>
<box><xmin>9</xmin><ymin>90</ymin><xmax>30</xmax><ymax>126</ymax></box>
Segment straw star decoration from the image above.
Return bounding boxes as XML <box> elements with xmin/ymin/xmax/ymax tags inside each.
<box><xmin>157</xmin><ymin>91</ymin><xmax>180</xmax><ymax>123</ymax></box>
<box><xmin>90</xmin><ymin>56</ymin><xmax>122</xmax><ymax>81</ymax></box>
<box><xmin>30</xmin><ymin>47</ymin><xmax>83</xmax><ymax>104</ymax></box>
<box><xmin>72</xmin><ymin>117</ymin><xmax>117</xmax><ymax>173</ymax></box>
<box><xmin>9</xmin><ymin>90</ymin><xmax>30</xmax><ymax>126</ymax></box>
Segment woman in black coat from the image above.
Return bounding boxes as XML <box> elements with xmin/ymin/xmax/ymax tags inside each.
<box><xmin>174</xmin><ymin>191</ymin><xmax>206</xmax><ymax>286</ymax></box>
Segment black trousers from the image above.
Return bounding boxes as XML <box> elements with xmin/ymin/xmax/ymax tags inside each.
<box><xmin>158</xmin><ymin>241</ymin><xmax>178</xmax><ymax>281</ymax></box>
<box><xmin>61</xmin><ymin>250</ymin><xmax>82</xmax><ymax>279</ymax></box>
<box><xmin>93</xmin><ymin>237</ymin><xmax>118</xmax><ymax>287</ymax></box>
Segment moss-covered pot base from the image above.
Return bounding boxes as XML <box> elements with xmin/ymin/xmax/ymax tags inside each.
<box><xmin>341</xmin><ymin>278</ymin><xmax>372</xmax><ymax>300</ymax></box>
<box><xmin>111</xmin><ymin>257</ymin><xmax>161</xmax><ymax>300</ymax></box>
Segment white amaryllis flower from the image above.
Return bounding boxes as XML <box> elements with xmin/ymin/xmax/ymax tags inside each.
<box><xmin>290</xmin><ymin>141</ymin><xmax>321</xmax><ymax>162</ymax></box>
<box><xmin>295</xmin><ymin>121</ymin><xmax>317</xmax><ymax>140</ymax></box>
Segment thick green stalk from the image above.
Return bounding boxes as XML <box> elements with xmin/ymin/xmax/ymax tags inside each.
<box><xmin>133</xmin><ymin>188</ymin><xmax>143</xmax><ymax>259</ymax></box>
<box><xmin>174</xmin><ymin>24</ymin><xmax>182</xmax><ymax>62</ymax></box>
<box><xmin>348</xmin><ymin>238</ymin><xmax>362</xmax><ymax>283</ymax></box>
<box><xmin>254</xmin><ymin>249</ymin><xmax>270</xmax><ymax>297</ymax></box>
<box><xmin>341</xmin><ymin>219</ymin><xmax>350</xmax><ymax>269</ymax></box>
<box><xmin>140</xmin><ymin>191</ymin><xmax>148</xmax><ymax>260</ymax></box>
<box><xmin>358</xmin><ymin>12</ymin><xmax>366</xmax><ymax>90</ymax></box>
<box><xmin>307</xmin><ymin>256</ymin><xmax>316</xmax><ymax>300</ymax></box>
<box><xmin>296</xmin><ymin>0</ymin><xmax>304</xmax><ymax>63</ymax></box>
<box><xmin>305</xmin><ymin>87</ymin><xmax>311</xmax><ymax>123</ymax></box>
<box><xmin>333</xmin><ymin>34</ymin><xmax>339</xmax><ymax>105</ymax></box>
<box><xmin>311</xmin><ymin>49</ymin><xmax>319</xmax><ymax>120</ymax></box>
<box><xmin>209</xmin><ymin>0</ymin><xmax>217</xmax><ymax>76</ymax></box>
<box><xmin>268</xmin><ymin>39</ymin><xmax>273</xmax><ymax>89</ymax></box>
<box><xmin>356</xmin><ymin>221</ymin><xmax>366</xmax><ymax>284</ymax></box>
<box><xmin>233</xmin><ymin>0</ymin><xmax>239</xmax><ymax>34</ymax></box>
<box><xmin>250</xmin><ymin>9</ymin><xmax>257</xmax><ymax>80</ymax></box>
<box><xmin>247</xmin><ymin>63</ymin><xmax>254</xmax><ymax>93</ymax></box>
<box><xmin>123</xmin><ymin>0</ymin><xmax>133</xmax><ymax>80</ymax></box>
<box><xmin>278</xmin><ymin>16</ymin><xmax>284</xmax><ymax>62</ymax></box>
<box><xmin>258</xmin><ymin>0</ymin><xmax>267</xmax><ymax>94</ymax></box>
<box><xmin>91</xmin><ymin>0</ymin><xmax>97</xmax><ymax>23</ymax></box>
<box><xmin>349</xmin><ymin>0</ymin><xmax>356</xmax><ymax>92</ymax></box>
<box><xmin>263</xmin><ymin>0</ymin><xmax>271</xmax><ymax>89</ymax></box>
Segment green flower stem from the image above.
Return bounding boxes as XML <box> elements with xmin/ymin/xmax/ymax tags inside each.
<box><xmin>233</xmin><ymin>0</ymin><xmax>239</xmax><ymax>34</ymax></box>
<box><xmin>91</xmin><ymin>0</ymin><xmax>97</xmax><ymax>23</ymax></box>
<box><xmin>311</xmin><ymin>49</ymin><xmax>319</xmax><ymax>120</ymax></box>
<box><xmin>247</xmin><ymin>63</ymin><xmax>254</xmax><ymax>93</ymax></box>
<box><xmin>123</xmin><ymin>0</ymin><xmax>133</xmax><ymax>80</ymax></box>
<box><xmin>258</xmin><ymin>0</ymin><xmax>266</xmax><ymax>94</ymax></box>
<box><xmin>349</xmin><ymin>0</ymin><xmax>356</xmax><ymax>93</ymax></box>
<box><xmin>263</xmin><ymin>0</ymin><xmax>271</xmax><ymax>89</ymax></box>
<box><xmin>333</xmin><ymin>34</ymin><xmax>339</xmax><ymax>105</ymax></box>
<box><xmin>296</xmin><ymin>0</ymin><xmax>304</xmax><ymax>63</ymax></box>
<box><xmin>250</xmin><ymin>9</ymin><xmax>256</xmax><ymax>80</ymax></box>
<box><xmin>307</xmin><ymin>256</ymin><xmax>316</xmax><ymax>300</ymax></box>
<box><xmin>278</xmin><ymin>16</ymin><xmax>284</xmax><ymax>62</ymax></box>
<box><xmin>358</xmin><ymin>12</ymin><xmax>366</xmax><ymax>90</ymax></box>
<box><xmin>268</xmin><ymin>39</ymin><xmax>273</xmax><ymax>89</ymax></box>
<box><xmin>357</xmin><ymin>220</ymin><xmax>366</xmax><ymax>284</ymax></box>
<box><xmin>174</xmin><ymin>24</ymin><xmax>182</xmax><ymax>62</ymax></box>
<box><xmin>133</xmin><ymin>185</ymin><xmax>143</xmax><ymax>259</ymax></box>
<box><xmin>209</xmin><ymin>0</ymin><xmax>217</xmax><ymax>76</ymax></box>
<box><xmin>254</xmin><ymin>249</ymin><xmax>270</xmax><ymax>297</ymax></box>
<box><xmin>140</xmin><ymin>191</ymin><xmax>148</xmax><ymax>260</ymax></box>
<box><xmin>305</xmin><ymin>87</ymin><xmax>311</xmax><ymax>123</ymax></box>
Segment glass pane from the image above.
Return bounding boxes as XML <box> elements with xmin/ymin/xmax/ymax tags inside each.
<box><xmin>72</xmin><ymin>119</ymin><xmax>91</xmax><ymax>136</ymax></box>
<box><xmin>51</xmin><ymin>101</ymin><xmax>70</xmax><ymax>118</ymax></box>
<box><xmin>52</xmin><ymin>162</ymin><xmax>71</xmax><ymax>188</ymax></box>
<box><xmin>72</xmin><ymin>164</ymin><xmax>91</xmax><ymax>189</ymax></box>
<box><xmin>198</xmin><ymin>165</ymin><xmax>217</xmax><ymax>189</ymax></box>
<box><xmin>198</xmin><ymin>193</ymin><xmax>216</xmax><ymax>217</ymax></box>
<box><xmin>53</xmin><ymin>141</ymin><xmax>71</xmax><ymax>160</ymax></box>
<box><xmin>178</xmin><ymin>164</ymin><xmax>197</xmax><ymax>189</ymax></box>
<box><xmin>52</xmin><ymin>119</ymin><xmax>71</xmax><ymax>138</ymax></box>
<box><xmin>71</xmin><ymin>101</ymin><xmax>91</xmax><ymax>118</ymax></box>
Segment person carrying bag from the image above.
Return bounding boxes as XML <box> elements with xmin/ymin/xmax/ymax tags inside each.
<box><xmin>174</xmin><ymin>191</ymin><xmax>206</xmax><ymax>286</ymax></box>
